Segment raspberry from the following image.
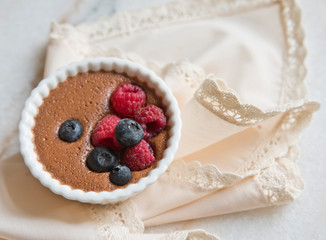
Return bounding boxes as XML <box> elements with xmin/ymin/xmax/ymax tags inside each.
<box><xmin>110</xmin><ymin>83</ymin><xmax>146</xmax><ymax>118</ymax></box>
<box><xmin>121</xmin><ymin>140</ymin><xmax>155</xmax><ymax>171</ymax></box>
<box><xmin>91</xmin><ymin>115</ymin><xmax>123</xmax><ymax>151</ymax></box>
<box><xmin>134</xmin><ymin>105</ymin><xmax>167</xmax><ymax>140</ymax></box>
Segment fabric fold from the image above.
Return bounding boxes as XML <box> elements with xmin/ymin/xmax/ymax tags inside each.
<box><xmin>176</xmin><ymin>98</ymin><xmax>248</xmax><ymax>159</ymax></box>
<box><xmin>142</xmin><ymin>145</ymin><xmax>305</xmax><ymax>226</ymax></box>
<box><xmin>0</xmin><ymin>0</ymin><xmax>320</xmax><ymax>239</ymax></box>
<box><xmin>132</xmin><ymin>100</ymin><xmax>319</xmax><ymax>226</ymax></box>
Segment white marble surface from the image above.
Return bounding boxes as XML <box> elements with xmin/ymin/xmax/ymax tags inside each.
<box><xmin>0</xmin><ymin>0</ymin><xmax>325</xmax><ymax>239</ymax></box>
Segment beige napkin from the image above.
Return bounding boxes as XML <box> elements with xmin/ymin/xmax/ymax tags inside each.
<box><xmin>0</xmin><ymin>0</ymin><xmax>320</xmax><ymax>239</ymax></box>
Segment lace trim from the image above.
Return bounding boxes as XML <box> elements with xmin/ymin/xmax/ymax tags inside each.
<box><xmin>51</xmin><ymin>0</ymin><xmax>308</xmax><ymax>114</ymax></box>
<box><xmin>86</xmin><ymin>111</ymin><xmax>316</xmax><ymax>237</ymax></box>
<box><xmin>48</xmin><ymin>0</ymin><xmax>316</xmax><ymax>235</ymax></box>
<box><xmin>195</xmin><ymin>77</ymin><xmax>278</xmax><ymax>126</ymax></box>
<box><xmin>162</xmin><ymin>59</ymin><xmax>206</xmax><ymax>89</ymax></box>
<box><xmin>166</xmin><ymin>160</ymin><xmax>243</xmax><ymax>192</ymax></box>
<box><xmin>195</xmin><ymin>76</ymin><xmax>318</xmax><ymax>126</ymax></box>
<box><xmin>255</xmin><ymin>145</ymin><xmax>304</xmax><ymax>205</ymax></box>
<box><xmin>237</xmin><ymin>101</ymin><xmax>319</xmax><ymax>204</ymax></box>
<box><xmin>51</xmin><ymin>0</ymin><xmax>276</xmax><ymax>42</ymax></box>
<box><xmin>89</xmin><ymin>200</ymin><xmax>144</xmax><ymax>239</ymax></box>
<box><xmin>166</xmin><ymin>100</ymin><xmax>318</xmax><ymax>203</ymax></box>
<box><xmin>159</xmin><ymin>231</ymin><xmax>188</xmax><ymax>240</ymax></box>
<box><xmin>279</xmin><ymin>0</ymin><xmax>307</xmax><ymax>104</ymax></box>
<box><xmin>236</xmin><ymin>100</ymin><xmax>320</xmax><ymax>175</ymax></box>
<box><xmin>160</xmin><ymin>229</ymin><xmax>220</xmax><ymax>240</ymax></box>
<box><xmin>88</xmin><ymin>198</ymin><xmax>222</xmax><ymax>239</ymax></box>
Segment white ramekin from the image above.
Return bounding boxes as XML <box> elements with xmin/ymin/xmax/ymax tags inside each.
<box><xmin>19</xmin><ymin>57</ymin><xmax>181</xmax><ymax>204</ymax></box>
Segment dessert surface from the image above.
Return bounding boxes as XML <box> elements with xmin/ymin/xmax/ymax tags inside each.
<box><xmin>33</xmin><ymin>71</ymin><xmax>168</xmax><ymax>192</ymax></box>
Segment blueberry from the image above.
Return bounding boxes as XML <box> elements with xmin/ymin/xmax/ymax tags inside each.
<box><xmin>109</xmin><ymin>165</ymin><xmax>132</xmax><ymax>186</ymax></box>
<box><xmin>114</xmin><ymin>119</ymin><xmax>144</xmax><ymax>147</ymax></box>
<box><xmin>86</xmin><ymin>147</ymin><xmax>118</xmax><ymax>173</ymax></box>
<box><xmin>59</xmin><ymin>119</ymin><xmax>83</xmax><ymax>142</ymax></box>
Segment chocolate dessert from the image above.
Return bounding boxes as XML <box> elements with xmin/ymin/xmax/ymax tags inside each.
<box><xmin>32</xmin><ymin>71</ymin><xmax>169</xmax><ymax>192</ymax></box>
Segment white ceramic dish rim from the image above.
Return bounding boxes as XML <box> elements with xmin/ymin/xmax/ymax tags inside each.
<box><xmin>19</xmin><ymin>57</ymin><xmax>181</xmax><ymax>204</ymax></box>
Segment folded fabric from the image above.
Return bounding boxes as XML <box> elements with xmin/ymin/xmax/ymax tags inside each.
<box><xmin>0</xmin><ymin>0</ymin><xmax>320</xmax><ymax>239</ymax></box>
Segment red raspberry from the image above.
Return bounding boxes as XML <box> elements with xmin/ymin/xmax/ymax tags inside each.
<box><xmin>121</xmin><ymin>140</ymin><xmax>155</xmax><ymax>171</ymax></box>
<box><xmin>134</xmin><ymin>105</ymin><xmax>167</xmax><ymax>140</ymax></box>
<box><xmin>91</xmin><ymin>115</ymin><xmax>123</xmax><ymax>151</ymax></box>
<box><xmin>110</xmin><ymin>83</ymin><xmax>146</xmax><ymax>118</ymax></box>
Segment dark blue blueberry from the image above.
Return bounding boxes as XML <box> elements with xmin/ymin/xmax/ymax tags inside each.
<box><xmin>86</xmin><ymin>147</ymin><xmax>118</xmax><ymax>173</ymax></box>
<box><xmin>114</xmin><ymin>118</ymin><xmax>144</xmax><ymax>147</ymax></box>
<box><xmin>59</xmin><ymin>119</ymin><xmax>83</xmax><ymax>142</ymax></box>
<box><xmin>109</xmin><ymin>165</ymin><xmax>132</xmax><ymax>186</ymax></box>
